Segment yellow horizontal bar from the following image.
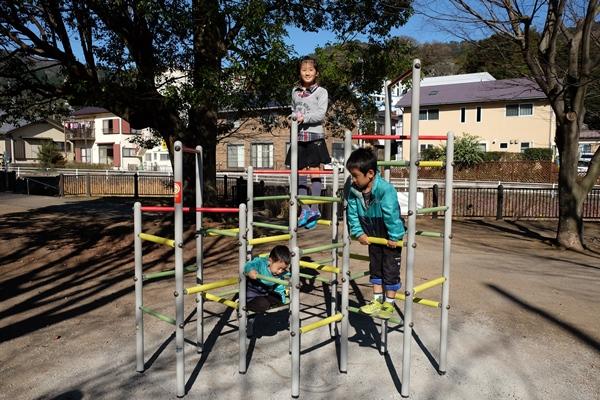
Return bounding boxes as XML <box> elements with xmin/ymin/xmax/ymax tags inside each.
<box><xmin>299</xmin><ymin>260</ymin><xmax>339</xmax><ymax>274</ymax></box>
<box><xmin>418</xmin><ymin>160</ymin><xmax>444</xmax><ymax>167</ymax></box>
<box><xmin>299</xmin><ymin>313</ymin><xmax>343</xmax><ymax>334</ymax></box>
<box><xmin>316</xmin><ymin>219</ymin><xmax>332</xmax><ymax>226</ymax></box>
<box><xmin>413</xmin><ymin>277</ymin><xmax>446</xmax><ymax>294</ymax></box>
<box><xmin>207</xmin><ymin>227</ymin><xmax>239</xmax><ymax>236</ymax></box>
<box><xmin>139</xmin><ymin>233</ymin><xmax>175</xmax><ymax>248</ymax></box>
<box><xmin>184</xmin><ymin>277</ymin><xmax>238</xmax><ymax>295</ymax></box>
<box><xmin>248</xmin><ymin>234</ymin><xmax>291</xmax><ymax>245</ymax></box>
<box><xmin>395</xmin><ymin>293</ymin><xmax>440</xmax><ymax>308</ymax></box>
<box><xmin>204</xmin><ymin>292</ymin><xmax>238</xmax><ymax>309</ymax></box>
<box><xmin>300</xmin><ymin>199</ymin><xmax>331</xmax><ymax>205</ymax></box>
<box><xmin>368</xmin><ymin>236</ymin><xmax>403</xmax><ymax>247</ymax></box>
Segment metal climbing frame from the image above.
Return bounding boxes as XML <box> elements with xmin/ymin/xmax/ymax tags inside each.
<box><xmin>344</xmin><ymin>59</ymin><xmax>455</xmax><ymax>398</ymax></box>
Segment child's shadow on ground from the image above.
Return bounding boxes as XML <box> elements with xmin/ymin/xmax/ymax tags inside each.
<box><xmin>250</xmin><ymin>308</ymin><xmax>289</xmax><ymax>338</ymax></box>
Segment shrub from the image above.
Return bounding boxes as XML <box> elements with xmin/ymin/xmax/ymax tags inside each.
<box><xmin>421</xmin><ymin>146</ymin><xmax>445</xmax><ymax>160</ymax></box>
<box><xmin>523</xmin><ymin>147</ymin><xmax>553</xmax><ymax>161</ymax></box>
<box><xmin>37</xmin><ymin>141</ymin><xmax>66</xmax><ymax>168</ymax></box>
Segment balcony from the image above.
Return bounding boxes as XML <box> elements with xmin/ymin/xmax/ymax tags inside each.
<box><xmin>66</xmin><ymin>127</ymin><xmax>95</xmax><ymax>140</ymax></box>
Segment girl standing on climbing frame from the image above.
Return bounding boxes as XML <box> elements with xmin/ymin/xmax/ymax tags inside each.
<box><xmin>285</xmin><ymin>56</ymin><xmax>330</xmax><ymax>229</ymax></box>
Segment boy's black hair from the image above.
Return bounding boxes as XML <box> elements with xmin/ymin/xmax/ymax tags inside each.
<box><xmin>269</xmin><ymin>245</ymin><xmax>291</xmax><ymax>265</ymax></box>
<box><xmin>345</xmin><ymin>147</ymin><xmax>378</xmax><ymax>175</ymax></box>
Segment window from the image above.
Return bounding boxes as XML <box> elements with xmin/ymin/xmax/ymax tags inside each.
<box><xmin>145</xmin><ymin>153</ymin><xmax>152</xmax><ymax>161</ymax></box>
<box><xmin>580</xmin><ymin>144</ymin><xmax>592</xmax><ymax>154</ymax></box>
<box><xmin>99</xmin><ymin>145</ymin><xmax>114</xmax><ymax>164</ymax></box>
<box><xmin>476</xmin><ymin>107</ymin><xmax>482</xmax><ymax>122</ymax></box>
<box><xmin>506</xmin><ymin>103</ymin><xmax>533</xmax><ymax>117</ymax></box>
<box><xmin>460</xmin><ymin>108</ymin><xmax>466</xmax><ymax>123</ymax></box>
<box><xmin>251</xmin><ymin>143</ymin><xmax>273</xmax><ymax>168</ymax></box>
<box><xmin>478</xmin><ymin>142</ymin><xmax>487</xmax><ymax>152</ymax></box>
<box><xmin>419</xmin><ymin>109</ymin><xmax>439</xmax><ymax>120</ymax></box>
<box><xmin>81</xmin><ymin>148</ymin><xmax>90</xmax><ymax>163</ymax></box>
<box><xmin>123</xmin><ymin>148</ymin><xmax>136</xmax><ymax>157</ymax></box>
<box><xmin>103</xmin><ymin>119</ymin><xmax>116</xmax><ymax>134</ymax></box>
<box><xmin>227</xmin><ymin>144</ymin><xmax>245</xmax><ymax>169</ymax></box>
<box><xmin>332</xmin><ymin>142</ymin><xmax>344</xmax><ymax>163</ymax></box>
<box><xmin>499</xmin><ymin>142</ymin><xmax>509</xmax><ymax>150</ymax></box>
<box><xmin>159</xmin><ymin>153</ymin><xmax>169</xmax><ymax>161</ymax></box>
<box><xmin>520</xmin><ymin>142</ymin><xmax>531</xmax><ymax>152</ymax></box>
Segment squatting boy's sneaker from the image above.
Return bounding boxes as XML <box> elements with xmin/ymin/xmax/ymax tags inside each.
<box><xmin>377</xmin><ymin>301</ymin><xmax>395</xmax><ymax>320</ymax></box>
<box><xmin>298</xmin><ymin>209</ymin><xmax>311</xmax><ymax>227</ymax></box>
<box><xmin>360</xmin><ymin>299</ymin><xmax>383</xmax><ymax>315</ymax></box>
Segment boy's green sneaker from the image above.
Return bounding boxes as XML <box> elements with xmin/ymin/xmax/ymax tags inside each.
<box><xmin>377</xmin><ymin>301</ymin><xmax>395</xmax><ymax>319</ymax></box>
<box><xmin>360</xmin><ymin>299</ymin><xmax>383</xmax><ymax>315</ymax></box>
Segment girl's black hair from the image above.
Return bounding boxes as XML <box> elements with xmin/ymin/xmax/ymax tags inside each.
<box><xmin>298</xmin><ymin>56</ymin><xmax>319</xmax><ymax>76</ymax></box>
<box><xmin>345</xmin><ymin>147</ymin><xmax>378</xmax><ymax>175</ymax></box>
<box><xmin>269</xmin><ymin>245</ymin><xmax>291</xmax><ymax>265</ymax></box>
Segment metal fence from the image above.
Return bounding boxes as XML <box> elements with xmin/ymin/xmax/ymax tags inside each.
<box><xmin>422</xmin><ymin>185</ymin><xmax>600</xmax><ymax>220</ymax></box>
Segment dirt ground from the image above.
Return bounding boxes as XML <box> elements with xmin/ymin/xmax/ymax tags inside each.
<box><xmin>0</xmin><ymin>193</ymin><xmax>599</xmax><ymax>400</ymax></box>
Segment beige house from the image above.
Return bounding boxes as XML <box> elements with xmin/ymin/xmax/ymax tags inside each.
<box><xmin>395</xmin><ymin>78</ymin><xmax>556</xmax><ymax>159</ymax></box>
<box><xmin>4</xmin><ymin>119</ymin><xmax>74</xmax><ymax>164</ymax></box>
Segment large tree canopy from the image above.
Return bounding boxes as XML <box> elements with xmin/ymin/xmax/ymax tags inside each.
<box><xmin>0</xmin><ymin>0</ymin><xmax>414</xmax><ymax>191</ymax></box>
<box><xmin>424</xmin><ymin>0</ymin><xmax>600</xmax><ymax>250</ymax></box>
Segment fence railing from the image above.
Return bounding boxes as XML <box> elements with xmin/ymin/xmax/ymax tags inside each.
<box><xmin>1</xmin><ymin>170</ymin><xmax>599</xmax><ymax>220</ymax></box>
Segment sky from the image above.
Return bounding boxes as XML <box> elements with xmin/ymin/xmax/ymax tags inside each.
<box><xmin>285</xmin><ymin>13</ymin><xmax>458</xmax><ymax>56</ymax></box>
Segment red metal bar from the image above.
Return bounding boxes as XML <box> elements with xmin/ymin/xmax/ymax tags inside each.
<box><xmin>253</xmin><ymin>169</ymin><xmax>333</xmax><ymax>175</ymax></box>
<box><xmin>351</xmin><ymin>135</ymin><xmax>448</xmax><ymax>140</ymax></box>
<box><xmin>140</xmin><ymin>206</ymin><xmax>239</xmax><ymax>213</ymax></box>
<box><xmin>195</xmin><ymin>207</ymin><xmax>239</xmax><ymax>213</ymax></box>
<box><xmin>182</xmin><ymin>146</ymin><xmax>201</xmax><ymax>154</ymax></box>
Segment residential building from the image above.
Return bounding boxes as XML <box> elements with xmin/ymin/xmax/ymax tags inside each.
<box><xmin>141</xmin><ymin>139</ymin><xmax>172</xmax><ymax>172</ymax></box>
<box><xmin>67</xmin><ymin>107</ymin><xmax>141</xmax><ymax>170</ymax></box>
<box><xmin>216</xmin><ymin>106</ymin><xmax>342</xmax><ymax>172</ymax></box>
<box><xmin>395</xmin><ymin>78</ymin><xmax>555</xmax><ymax>159</ymax></box>
<box><xmin>3</xmin><ymin>119</ymin><xmax>74</xmax><ymax>165</ymax></box>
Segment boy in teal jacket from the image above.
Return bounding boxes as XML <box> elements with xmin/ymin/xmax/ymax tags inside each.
<box><xmin>346</xmin><ymin>148</ymin><xmax>405</xmax><ymax>319</ymax></box>
<box><xmin>244</xmin><ymin>245</ymin><xmax>290</xmax><ymax>312</ymax></box>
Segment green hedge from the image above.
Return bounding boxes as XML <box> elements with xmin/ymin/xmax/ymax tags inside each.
<box><xmin>523</xmin><ymin>148</ymin><xmax>553</xmax><ymax>161</ymax></box>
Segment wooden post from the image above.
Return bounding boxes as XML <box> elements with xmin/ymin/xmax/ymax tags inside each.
<box><xmin>59</xmin><ymin>174</ymin><xmax>64</xmax><ymax>197</ymax></box>
<box><xmin>86</xmin><ymin>174</ymin><xmax>91</xmax><ymax>196</ymax></box>
<box><xmin>496</xmin><ymin>184</ymin><xmax>504</xmax><ymax>220</ymax></box>
<box><xmin>134</xmin><ymin>172</ymin><xmax>139</xmax><ymax>199</ymax></box>
<box><xmin>432</xmin><ymin>184</ymin><xmax>439</xmax><ymax>219</ymax></box>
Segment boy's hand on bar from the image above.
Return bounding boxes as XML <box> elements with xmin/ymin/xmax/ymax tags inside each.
<box><xmin>387</xmin><ymin>239</ymin><xmax>398</xmax><ymax>248</ymax></box>
<box><xmin>247</xmin><ymin>270</ymin><xmax>258</xmax><ymax>280</ymax></box>
<box><xmin>358</xmin><ymin>234</ymin><xmax>369</xmax><ymax>245</ymax></box>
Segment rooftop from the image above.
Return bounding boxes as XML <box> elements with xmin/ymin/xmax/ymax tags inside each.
<box><xmin>396</xmin><ymin>78</ymin><xmax>546</xmax><ymax>108</ymax></box>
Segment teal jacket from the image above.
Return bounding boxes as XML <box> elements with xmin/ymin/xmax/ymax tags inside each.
<box><xmin>244</xmin><ymin>257</ymin><xmax>288</xmax><ymax>303</ymax></box>
<box><xmin>346</xmin><ymin>173</ymin><xmax>405</xmax><ymax>242</ymax></box>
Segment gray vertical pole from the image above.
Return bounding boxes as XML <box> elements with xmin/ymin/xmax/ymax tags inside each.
<box><xmin>173</xmin><ymin>141</ymin><xmax>185</xmax><ymax>398</ymax></box>
<box><xmin>383</xmin><ymin>79</ymin><xmax>392</xmax><ymax>182</ymax></box>
<box><xmin>290</xmin><ymin>245</ymin><xmax>301</xmax><ymax>398</ymax></box>
<box><xmin>195</xmin><ymin>146</ymin><xmax>204</xmax><ymax>353</ymax></box>
<box><xmin>329</xmin><ymin>165</ymin><xmax>339</xmax><ymax>337</ymax></box>
<box><xmin>439</xmin><ymin>132</ymin><xmax>454</xmax><ymax>373</ymax></box>
<box><xmin>340</xmin><ymin>129</ymin><xmax>352</xmax><ymax>373</ymax></box>
<box><xmin>380</xmin><ymin>320</ymin><xmax>388</xmax><ymax>355</ymax></box>
<box><xmin>238</xmin><ymin>203</ymin><xmax>248</xmax><ymax>373</ymax></box>
<box><xmin>401</xmin><ymin>59</ymin><xmax>421</xmax><ymax>398</ymax></box>
<box><xmin>289</xmin><ymin>119</ymin><xmax>300</xmax><ymax>398</ymax></box>
<box><xmin>246</xmin><ymin>166</ymin><xmax>254</xmax><ymax>260</ymax></box>
<box><xmin>134</xmin><ymin>202</ymin><xmax>144</xmax><ymax>372</ymax></box>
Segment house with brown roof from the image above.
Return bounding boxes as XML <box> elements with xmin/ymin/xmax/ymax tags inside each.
<box><xmin>395</xmin><ymin>78</ymin><xmax>556</xmax><ymax>159</ymax></box>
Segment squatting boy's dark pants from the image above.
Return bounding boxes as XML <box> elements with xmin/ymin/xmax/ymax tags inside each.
<box><xmin>247</xmin><ymin>294</ymin><xmax>282</xmax><ymax>313</ymax></box>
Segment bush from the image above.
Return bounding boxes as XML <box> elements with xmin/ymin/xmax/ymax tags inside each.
<box><xmin>37</xmin><ymin>141</ymin><xmax>66</xmax><ymax>168</ymax></box>
<box><xmin>421</xmin><ymin>146</ymin><xmax>445</xmax><ymax>160</ymax></box>
<box><xmin>523</xmin><ymin>147</ymin><xmax>553</xmax><ymax>161</ymax></box>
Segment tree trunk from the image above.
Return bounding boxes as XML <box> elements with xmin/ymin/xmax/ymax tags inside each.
<box><xmin>555</xmin><ymin>121</ymin><xmax>585</xmax><ymax>250</ymax></box>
